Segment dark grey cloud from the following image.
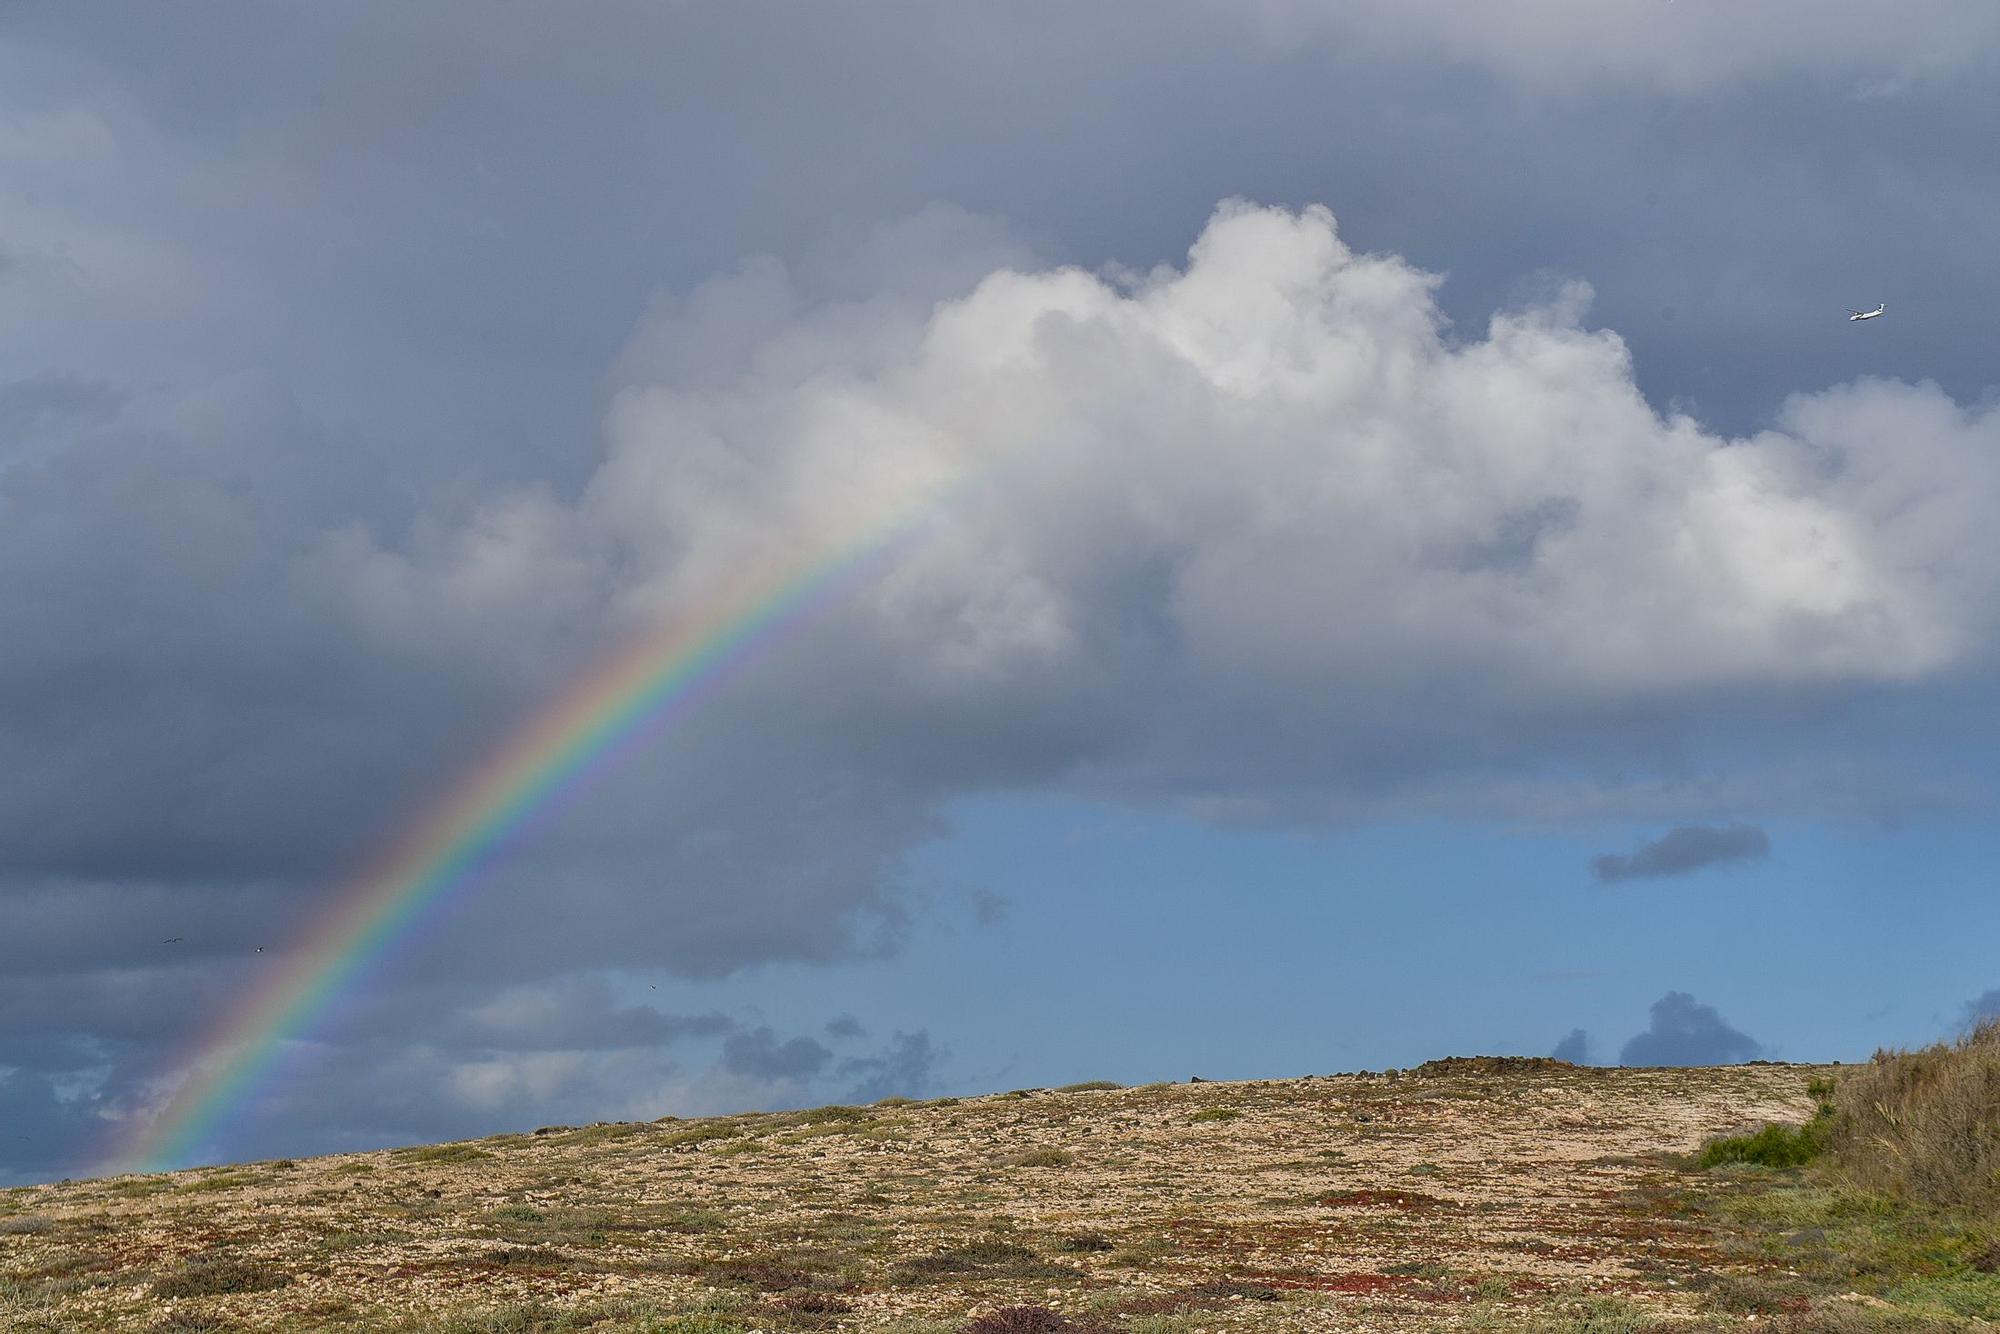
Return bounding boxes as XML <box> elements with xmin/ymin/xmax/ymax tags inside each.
<box><xmin>1552</xmin><ymin>1028</ymin><xmax>1593</xmax><ymax>1064</ymax></box>
<box><xmin>838</xmin><ymin>1030</ymin><xmax>946</xmax><ymax>1104</ymax></box>
<box><xmin>0</xmin><ymin>371</ymin><xmax>122</xmax><ymax>458</ymax></box>
<box><xmin>441</xmin><ymin>978</ymin><xmax>734</xmax><ymax>1054</ymax></box>
<box><xmin>0</xmin><ymin>960</ymin><xmax>252</xmax><ymax>1093</ymax></box>
<box><xmin>824</xmin><ymin>1014</ymin><xmax>866</xmax><ymax>1040</ymax></box>
<box><xmin>1244</xmin><ymin>1</ymin><xmax>2000</xmax><ymax>92</ymax></box>
<box><xmin>1619</xmin><ymin>991</ymin><xmax>1763</xmax><ymax>1067</ymax></box>
<box><xmin>720</xmin><ymin>1027</ymin><xmax>834</xmax><ymax>1083</ymax></box>
<box><xmin>1592</xmin><ymin>825</ymin><xmax>1771</xmax><ymax>883</ymax></box>
<box><xmin>7</xmin><ymin>0</ymin><xmax>1998</xmax><ymax>452</ymax></box>
<box><xmin>0</xmin><ymin>1069</ymin><xmax>105</xmax><ymax>1186</ymax></box>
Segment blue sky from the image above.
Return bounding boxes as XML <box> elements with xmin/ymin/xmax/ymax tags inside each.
<box><xmin>636</xmin><ymin>796</ymin><xmax>2000</xmax><ymax>1089</ymax></box>
<box><xmin>4</xmin><ymin>1</ymin><xmax>2000</xmax><ymax>1184</ymax></box>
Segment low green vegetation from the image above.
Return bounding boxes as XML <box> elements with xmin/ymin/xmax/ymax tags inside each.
<box><xmin>150</xmin><ymin>1313</ymin><xmax>242</xmax><ymax>1334</ymax></box>
<box><xmin>391</xmin><ymin>1143</ymin><xmax>493</xmax><ymax>1165</ymax></box>
<box><xmin>149</xmin><ymin>1253</ymin><xmax>290</xmax><ymax>1298</ymax></box>
<box><xmin>1686</xmin><ymin>1026</ymin><xmax>2000</xmax><ymax>1330</ymax></box>
<box><xmin>1697</xmin><ymin>1119</ymin><xmax>1827</xmax><ymax>1169</ymax></box>
<box><xmin>1458</xmin><ymin>1295</ymin><xmax>1664</xmax><ymax>1333</ymax></box>
<box><xmin>659</xmin><ymin>1122</ymin><xmax>743</xmax><ymax>1150</ymax></box>
<box><xmin>890</xmin><ymin>1239</ymin><xmax>1077</xmax><ymax>1286</ymax></box>
<box><xmin>1696</xmin><ymin>1075</ymin><xmax>1837</xmax><ymax>1169</ymax></box>
<box><xmin>774</xmin><ymin>1103</ymin><xmax>871</xmax><ymax>1127</ymax></box>
<box><xmin>176</xmin><ymin>1170</ymin><xmax>264</xmax><ymax>1193</ymax></box>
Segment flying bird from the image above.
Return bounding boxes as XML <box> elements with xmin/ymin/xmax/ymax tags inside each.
<box><xmin>162</xmin><ymin>937</ymin><xmax>184</xmax><ymax>944</ymax></box>
<box><xmin>1848</xmin><ymin>303</ymin><xmax>1886</xmax><ymax>321</ymax></box>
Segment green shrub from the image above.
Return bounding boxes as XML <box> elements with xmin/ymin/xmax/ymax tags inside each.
<box><xmin>1699</xmin><ymin>1120</ymin><xmax>1827</xmax><ymax>1170</ymax></box>
<box><xmin>783</xmin><ymin>1104</ymin><xmax>870</xmax><ymax>1126</ymax></box>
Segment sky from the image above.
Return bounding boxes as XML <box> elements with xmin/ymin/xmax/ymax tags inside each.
<box><xmin>4</xmin><ymin>0</ymin><xmax>2000</xmax><ymax>1185</ymax></box>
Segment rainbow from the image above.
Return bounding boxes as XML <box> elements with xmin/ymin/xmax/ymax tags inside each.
<box><xmin>108</xmin><ymin>493</ymin><xmax>959</xmax><ymax>1175</ymax></box>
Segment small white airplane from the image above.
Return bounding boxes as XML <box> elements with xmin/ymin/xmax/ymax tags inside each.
<box><xmin>1847</xmin><ymin>303</ymin><xmax>1886</xmax><ymax>322</ymax></box>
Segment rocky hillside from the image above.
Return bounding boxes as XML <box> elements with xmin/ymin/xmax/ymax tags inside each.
<box><xmin>0</xmin><ymin>1060</ymin><xmax>1827</xmax><ymax>1332</ymax></box>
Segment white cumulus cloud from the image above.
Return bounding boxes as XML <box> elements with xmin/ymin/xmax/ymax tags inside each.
<box><xmin>519</xmin><ymin>199</ymin><xmax>1997</xmax><ymax>816</ymax></box>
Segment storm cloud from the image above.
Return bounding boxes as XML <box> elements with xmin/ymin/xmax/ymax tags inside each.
<box><xmin>1592</xmin><ymin>825</ymin><xmax>1772</xmax><ymax>883</ymax></box>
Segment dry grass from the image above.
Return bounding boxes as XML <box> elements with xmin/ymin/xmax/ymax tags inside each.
<box><xmin>1825</xmin><ymin>1020</ymin><xmax>2000</xmax><ymax>1209</ymax></box>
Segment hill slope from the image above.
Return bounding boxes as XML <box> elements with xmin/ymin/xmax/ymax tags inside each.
<box><xmin>0</xmin><ymin>1062</ymin><xmax>1824</xmax><ymax>1331</ymax></box>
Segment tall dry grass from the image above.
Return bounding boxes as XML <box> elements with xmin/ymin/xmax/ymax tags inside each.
<box><xmin>1826</xmin><ymin>1018</ymin><xmax>2000</xmax><ymax>1210</ymax></box>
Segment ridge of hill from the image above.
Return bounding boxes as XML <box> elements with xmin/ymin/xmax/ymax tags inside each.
<box><xmin>0</xmin><ymin>1062</ymin><xmax>1835</xmax><ymax>1331</ymax></box>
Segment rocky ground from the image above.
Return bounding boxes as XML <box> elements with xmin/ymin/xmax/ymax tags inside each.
<box><xmin>0</xmin><ymin>1059</ymin><xmax>1831</xmax><ymax>1332</ymax></box>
